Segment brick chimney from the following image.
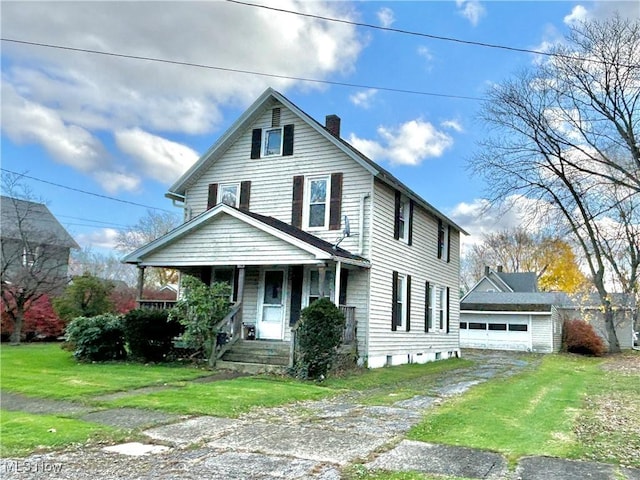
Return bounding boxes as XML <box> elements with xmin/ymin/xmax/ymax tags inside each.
<box><xmin>325</xmin><ymin>114</ymin><xmax>341</xmax><ymax>137</ymax></box>
<box><xmin>497</xmin><ymin>265</ymin><xmax>503</xmax><ymax>272</ymax></box>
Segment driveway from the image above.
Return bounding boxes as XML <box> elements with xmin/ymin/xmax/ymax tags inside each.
<box><xmin>2</xmin><ymin>350</ymin><xmax>638</xmax><ymax>479</ymax></box>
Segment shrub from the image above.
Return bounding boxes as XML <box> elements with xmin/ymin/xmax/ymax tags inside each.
<box><xmin>65</xmin><ymin>314</ymin><xmax>127</xmax><ymax>361</ymax></box>
<box><xmin>123</xmin><ymin>309</ymin><xmax>183</xmax><ymax>362</ymax></box>
<box><xmin>293</xmin><ymin>298</ymin><xmax>345</xmax><ymax>380</ymax></box>
<box><xmin>53</xmin><ymin>273</ymin><xmax>115</xmax><ymax>322</ymax></box>
<box><xmin>1</xmin><ymin>295</ymin><xmax>65</xmax><ymax>342</ymax></box>
<box><xmin>563</xmin><ymin>319</ymin><xmax>606</xmax><ymax>356</ymax></box>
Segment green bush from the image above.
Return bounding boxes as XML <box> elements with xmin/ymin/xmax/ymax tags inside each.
<box><xmin>293</xmin><ymin>298</ymin><xmax>345</xmax><ymax>380</ymax></box>
<box><xmin>123</xmin><ymin>309</ymin><xmax>184</xmax><ymax>362</ymax></box>
<box><xmin>65</xmin><ymin>314</ymin><xmax>127</xmax><ymax>362</ymax></box>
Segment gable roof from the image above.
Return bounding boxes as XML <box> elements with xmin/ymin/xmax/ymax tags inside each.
<box><xmin>461</xmin><ymin>291</ymin><xmax>571</xmax><ymax>312</ymax></box>
<box><xmin>1</xmin><ymin>196</ymin><xmax>79</xmax><ymax>249</ymax></box>
<box><xmin>122</xmin><ymin>203</ymin><xmax>370</xmax><ymax>268</ymax></box>
<box><xmin>166</xmin><ymin>88</ymin><xmax>467</xmax><ymax>235</ymax></box>
<box><xmin>494</xmin><ymin>272</ymin><xmax>538</xmax><ymax>292</ymax></box>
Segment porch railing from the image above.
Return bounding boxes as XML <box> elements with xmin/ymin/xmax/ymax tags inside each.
<box><xmin>138</xmin><ymin>299</ymin><xmax>177</xmax><ymax>310</ymax></box>
<box><xmin>340</xmin><ymin>305</ymin><xmax>356</xmax><ymax>345</ymax></box>
<box><xmin>210</xmin><ymin>302</ymin><xmax>243</xmax><ymax>367</ymax></box>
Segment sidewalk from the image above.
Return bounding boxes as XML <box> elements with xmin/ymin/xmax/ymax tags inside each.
<box><xmin>2</xmin><ymin>351</ymin><xmax>638</xmax><ymax>479</ymax></box>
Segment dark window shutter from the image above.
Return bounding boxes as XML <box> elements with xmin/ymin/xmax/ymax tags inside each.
<box><xmin>251</xmin><ymin>129</ymin><xmax>262</xmax><ymax>159</ymax></box>
<box><xmin>291</xmin><ymin>175</ymin><xmax>304</xmax><ymax>228</ymax></box>
<box><xmin>425</xmin><ymin>281</ymin><xmax>430</xmax><ymax>332</ymax></box>
<box><xmin>239</xmin><ymin>181</ymin><xmax>251</xmax><ymax>210</ymax></box>
<box><xmin>207</xmin><ymin>183</ymin><xmax>218</xmax><ymax>210</ymax></box>
<box><xmin>408</xmin><ymin>200</ymin><xmax>414</xmax><ymax>246</ymax></box>
<box><xmin>283</xmin><ymin>124</ymin><xmax>294</xmax><ymax>156</ymax></box>
<box><xmin>290</xmin><ymin>266</ymin><xmax>303</xmax><ymax>326</ymax></box>
<box><xmin>329</xmin><ymin>172</ymin><xmax>343</xmax><ymax>230</ymax></box>
<box><xmin>393</xmin><ymin>190</ymin><xmax>401</xmax><ymax>240</ymax></box>
<box><xmin>200</xmin><ymin>266</ymin><xmax>212</xmax><ymax>286</ymax></box>
<box><xmin>391</xmin><ymin>271</ymin><xmax>398</xmax><ymax>331</ymax></box>
<box><xmin>406</xmin><ymin>275</ymin><xmax>411</xmax><ymax>332</ymax></box>
<box><xmin>447</xmin><ymin>225</ymin><xmax>452</xmax><ymax>263</ymax></box>
<box><xmin>437</xmin><ymin>218</ymin><xmax>443</xmax><ymax>259</ymax></box>
<box><xmin>339</xmin><ymin>268</ymin><xmax>349</xmax><ymax>305</ymax></box>
<box><xmin>446</xmin><ymin>287</ymin><xmax>451</xmax><ymax>333</ymax></box>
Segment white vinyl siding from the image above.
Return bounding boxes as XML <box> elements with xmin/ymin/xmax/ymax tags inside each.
<box><xmin>141</xmin><ymin>213</ymin><xmax>318</xmax><ymax>266</ymax></box>
<box><xmin>368</xmin><ymin>179</ymin><xmax>460</xmax><ymax>366</ymax></box>
<box><xmin>184</xmin><ymin>103</ymin><xmax>372</xmax><ymax>256</ymax></box>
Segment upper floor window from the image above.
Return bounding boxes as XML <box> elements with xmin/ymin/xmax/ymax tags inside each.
<box><xmin>22</xmin><ymin>246</ymin><xmax>38</xmax><ymax>267</ymax></box>
<box><xmin>305</xmin><ymin>176</ymin><xmax>330</xmax><ymax>229</ymax></box>
<box><xmin>437</xmin><ymin>219</ymin><xmax>449</xmax><ymax>261</ymax></box>
<box><xmin>263</xmin><ymin>127</ymin><xmax>283</xmax><ymax>157</ymax></box>
<box><xmin>218</xmin><ymin>183</ymin><xmax>239</xmax><ymax>207</ymax></box>
<box><xmin>394</xmin><ymin>191</ymin><xmax>413</xmax><ymax>245</ymax></box>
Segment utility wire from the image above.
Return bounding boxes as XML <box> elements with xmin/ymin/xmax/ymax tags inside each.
<box><xmin>1</xmin><ymin>168</ymin><xmax>175</xmax><ymax>213</ymax></box>
<box><xmin>0</xmin><ymin>38</ymin><xmax>482</xmax><ymax>101</ymax></box>
<box><xmin>226</xmin><ymin>0</ymin><xmax>638</xmax><ymax>69</ymax></box>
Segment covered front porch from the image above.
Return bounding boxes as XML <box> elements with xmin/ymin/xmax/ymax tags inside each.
<box><xmin>124</xmin><ymin>204</ymin><xmax>369</xmax><ymax>368</ymax></box>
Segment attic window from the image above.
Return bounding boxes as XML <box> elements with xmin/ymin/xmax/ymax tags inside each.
<box><xmin>263</xmin><ymin>128</ymin><xmax>283</xmax><ymax>156</ymax></box>
<box><xmin>271</xmin><ymin>107</ymin><xmax>281</xmax><ymax>127</ymax></box>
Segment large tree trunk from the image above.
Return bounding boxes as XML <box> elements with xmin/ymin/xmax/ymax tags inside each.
<box><xmin>603</xmin><ymin>304</ymin><xmax>621</xmax><ymax>353</ymax></box>
<box><xmin>9</xmin><ymin>305</ymin><xmax>24</xmax><ymax>345</ymax></box>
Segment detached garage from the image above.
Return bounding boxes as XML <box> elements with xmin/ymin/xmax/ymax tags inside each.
<box><xmin>460</xmin><ymin>292</ymin><xmax>567</xmax><ymax>353</ymax></box>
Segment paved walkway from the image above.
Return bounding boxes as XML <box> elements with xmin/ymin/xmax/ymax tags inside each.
<box><xmin>2</xmin><ymin>351</ymin><xmax>638</xmax><ymax>479</ymax></box>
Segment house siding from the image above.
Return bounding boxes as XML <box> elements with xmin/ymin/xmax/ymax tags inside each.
<box><xmin>531</xmin><ymin>313</ymin><xmax>554</xmax><ymax>353</ymax></box>
<box><xmin>368</xmin><ymin>179</ymin><xmax>460</xmax><ymax>367</ymax></box>
<box><xmin>184</xmin><ymin>102</ymin><xmax>372</xmax><ymax>257</ymax></box>
<box><xmin>141</xmin><ymin>213</ymin><xmax>318</xmax><ymax>266</ymax></box>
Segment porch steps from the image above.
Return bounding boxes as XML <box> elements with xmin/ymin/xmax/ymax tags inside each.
<box><xmin>218</xmin><ymin>340</ymin><xmax>290</xmax><ymax>374</ymax></box>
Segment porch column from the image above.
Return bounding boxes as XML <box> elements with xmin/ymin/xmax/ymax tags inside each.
<box><xmin>236</xmin><ymin>265</ymin><xmax>245</xmax><ymax>303</ymax></box>
<box><xmin>334</xmin><ymin>261</ymin><xmax>342</xmax><ymax>306</ymax></box>
<box><xmin>236</xmin><ymin>265</ymin><xmax>245</xmax><ymax>339</ymax></box>
<box><xmin>318</xmin><ymin>265</ymin><xmax>326</xmax><ymax>298</ymax></box>
<box><xmin>136</xmin><ymin>266</ymin><xmax>146</xmax><ymax>300</ymax></box>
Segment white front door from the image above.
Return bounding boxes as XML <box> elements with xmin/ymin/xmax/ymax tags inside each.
<box><xmin>257</xmin><ymin>269</ymin><xmax>286</xmax><ymax>340</ymax></box>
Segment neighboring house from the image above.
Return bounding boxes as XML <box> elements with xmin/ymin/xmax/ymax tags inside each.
<box><xmin>123</xmin><ymin>88</ymin><xmax>465</xmax><ymax>368</ymax></box>
<box><xmin>1</xmin><ymin>195</ymin><xmax>79</xmax><ymax>290</ymax></box>
<box><xmin>460</xmin><ymin>267</ymin><xmax>636</xmax><ymax>352</ymax></box>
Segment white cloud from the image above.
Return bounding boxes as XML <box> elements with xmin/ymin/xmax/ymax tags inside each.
<box><xmin>115</xmin><ymin>129</ymin><xmax>199</xmax><ymax>184</ymax></box>
<box><xmin>377</xmin><ymin>7</ymin><xmax>395</xmax><ymax>28</ymax></box>
<box><xmin>93</xmin><ymin>171</ymin><xmax>141</xmax><ymax>194</ymax></box>
<box><xmin>349</xmin><ymin>89</ymin><xmax>378</xmax><ymax>109</ymax></box>
<box><xmin>564</xmin><ymin>5</ymin><xmax>590</xmax><ymax>25</ymax></box>
<box><xmin>417</xmin><ymin>46</ymin><xmax>434</xmax><ymax>68</ymax></box>
<box><xmin>75</xmin><ymin>228</ymin><xmax>120</xmax><ymax>250</ymax></box>
<box><xmin>1</xmin><ymin>1</ymin><xmax>364</xmax><ymax>187</ymax></box>
<box><xmin>455</xmin><ymin>0</ymin><xmax>486</xmax><ymax>26</ymax></box>
<box><xmin>441</xmin><ymin>119</ymin><xmax>464</xmax><ymax>133</ymax></box>
<box><xmin>349</xmin><ymin>119</ymin><xmax>454</xmax><ymax>166</ymax></box>
<box><xmin>565</xmin><ymin>2</ymin><xmax>639</xmax><ymax>23</ymax></box>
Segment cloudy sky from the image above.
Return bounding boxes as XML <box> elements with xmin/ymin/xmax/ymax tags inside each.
<box><xmin>1</xmin><ymin>0</ymin><xmax>636</xmax><ymax>255</ymax></box>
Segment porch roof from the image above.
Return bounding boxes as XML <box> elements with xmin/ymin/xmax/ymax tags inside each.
<box><xmin>122</xmin><ymin>204</ymin><xmax>370</xmax><ymax>268</ymax></box>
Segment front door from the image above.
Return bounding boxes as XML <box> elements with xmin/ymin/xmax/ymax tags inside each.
<box><xmin>258</xmin><ymin>269</ymin><xmax>286</xmax><ymax>339</ymax></box>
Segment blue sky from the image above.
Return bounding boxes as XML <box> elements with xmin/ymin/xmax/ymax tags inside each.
<box><xmin>1</xmin><ymin>0</ymin><xmax>637</xmax><ymax>257</ymax></box>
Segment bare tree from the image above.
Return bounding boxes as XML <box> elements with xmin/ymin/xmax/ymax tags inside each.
<box><xmin>1</xmin><ymin>176</ymin><xmax>79</xmax><ymax>344</ymax></box>
<box><xmin>116</xmin><ymin>210</ymin><xmax>180</xmax><ymax>287</ymax></box>
<box><xmin>470</xmin><ymin>15</ymin><xmax>640</xmax><ymax>352</ymax></box>
<box><xmin>70</xmin><ymin>247</ymin><xmax>138</xmax><ymax>286</ymax></box>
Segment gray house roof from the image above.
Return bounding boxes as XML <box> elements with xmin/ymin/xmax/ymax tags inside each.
<box><xmin>494</xmin><ymin>272</ymin><xmax>538</xmax><ymax>292</ymax></box>
<box><xmin>1</xmin><ymin>196</ymin><xmax>79</xmax><ymax>249</ymax></box>
<box><xmin>461</xmin><ymin>291</ymin><xmax>570</xmax><ymax>312</ymax></box>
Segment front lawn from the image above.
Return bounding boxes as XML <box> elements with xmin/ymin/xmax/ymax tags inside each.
<box><xmin>0</xmin><ymin>343</ymin><xmax>211</xmax><ymax>399</ymax></box>
<box><xmin>407</xmin><ymin>353</ymin><xmax>640</xmax><ymax>468</ymax></box>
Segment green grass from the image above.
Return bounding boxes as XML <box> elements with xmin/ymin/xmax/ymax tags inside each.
<box><xmin>0</xmin><ymin>410</ymin><xmax>127</xmax><ymax>457</ymax></box>
<box><xmin>408</xmin><ymin>355</ymin><xmax>605</xmax><ymax>464</ymax></box>
<box><xmin>103</xmin><ymin>377</ymin><xmax>332</xmax><ymax>417</ymax></box>
<box><xmin>0</xmin><ymin>343</ymin><xmax>211</xmax><ymax>399</ymax></box>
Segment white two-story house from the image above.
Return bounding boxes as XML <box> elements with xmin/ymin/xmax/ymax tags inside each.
<box><xmin>123</xmin><ymin>88</ymin><xmax>465</xmax><ymax>368</ymax></box>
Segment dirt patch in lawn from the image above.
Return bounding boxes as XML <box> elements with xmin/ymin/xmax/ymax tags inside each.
<box><xmin>601</xmin><ymin>351</ymin><xmax>640</xmax><ymax>376</ymax></box>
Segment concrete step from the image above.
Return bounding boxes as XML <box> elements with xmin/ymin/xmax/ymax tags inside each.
<box><xmin>222</xmin><ymin>351</ymin><xmax>289</xmax><ymax>366</ymax></box>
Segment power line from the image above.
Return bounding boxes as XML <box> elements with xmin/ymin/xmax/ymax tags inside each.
<box><xmin>0</xmin><ymin>38</ymin><xmax>483</xmax><ymax>101</ymax></box>
<box><xmin>55</xmin><ymin>214</ymin><xmax>130</xmax><ymax>229</ymax></box>
<box><xmin>1</xmin><ymin>168</ymin><xmax>175</xmax><ymax>213</ymax></box>
<box><xmin>226</xmin><ymin>0</ymin><xmax>637</xmax><ymax>68</ymax></box>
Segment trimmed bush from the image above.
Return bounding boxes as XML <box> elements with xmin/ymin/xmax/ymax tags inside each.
<box><xmin>563</xmin><ymin>319</ymin><xmax>606</xmax><ymax>356</ymax></box>
<box><xmin>123</xmin><ymin>309</ymin><xmax>184</xmax><ymax>362</ymax></box>
<box><xmin>293</xmin><ymin>298</ymin><xmax>345</xmax><ymax>380</ymax></box>
<box><xmin>65</xmin><ymin>314</ymin><xmax>127</xmax><ymax>361</ymax></box>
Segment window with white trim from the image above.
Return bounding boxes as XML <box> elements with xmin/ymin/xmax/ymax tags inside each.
<box><xmin>217</xmin><ymin>183</ymin><xmax>240</xmax><ymax>207</ymax></box>
<box><xmin>437</xmin><ymin>219</ymin><xmax>449</xmax><ymax>260</ymax></box>
<box><xmin>429</xmin><ymin>285</ymin><xmax>448</xmax><ymax>333</ymax></box>
<box><xmin>398</xmin><ymin>198</ymin><xmax>410</xmax><ymax>243</ymax></box>
<box><xmin>262</xmin><ymin>127</ymin><xmax>283</xmax><ymax>156</ymax></box>
<box><xmin>22</xmin><ymin>246</ymin><xmax>38</xmax><ymax>267</ymax></box>
<box><xmin>438</xmin><ymin>287</ymin><xmax>446</xmax><ymax>331</ymax></box>
<box><xmin>394</xmin><ymin>274</ymin><xmax>407</xmax><ymax>328</ymax></box>
<box><xmin>304</xmin><ymin>176</ymin><xmax>330</xmax><ymax>229</ymax></box>
<box><xmin>308</xmin><ymin>269</ymin><xmax>335</xmax><ymax>305</ymax></box>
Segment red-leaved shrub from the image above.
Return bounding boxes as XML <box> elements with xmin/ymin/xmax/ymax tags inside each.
<box><xmin>1</xmin><ymin>295</ymin><xmax>65</xmax><ymax>341</ymax></box>
<box><xmin>562</xmin><ymin>319</ymin><xmax>606</xmax><ymax>356</ymax></box>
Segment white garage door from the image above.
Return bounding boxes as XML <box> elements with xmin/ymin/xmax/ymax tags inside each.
<box><xmin>460</xmin><ymin>313</ymin><xmax>531</xmax><ymax>351</ymax></box>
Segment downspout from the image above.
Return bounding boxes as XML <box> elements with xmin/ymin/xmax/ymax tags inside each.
<box><xmin>357</xmin><ymin>193</ymin><xmax>370</xmax><ymax>256</ymax></box>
